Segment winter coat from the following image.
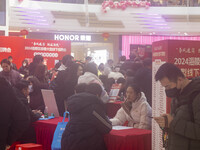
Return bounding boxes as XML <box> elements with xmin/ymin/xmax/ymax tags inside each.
<box><xmin>54</xmin><ymin>68</ymin><xmax>78</xmax><ymax>116</ymax></box>
<box><xmin>61</xmin><ymin>93</ymin><xmax>112</xmax><ymax>150</ymax></box>
<box><xmin>14</xmin><ymin>88</ymin><xmax>41</xmax><ymax>123</ymax></box>
<box><xmin>78</xmin><ymin>72</ymin><xmax>109</xmax><ymax>103</ymax></box>
<box><xmin>108</xmin><ymin>72</ymin><xmax>124</xmax><ymax>81</ymax></box>
<box><xmin>19</xmin><ymin>66</ymin><xmax>29</xmax><ymax>78</ymax></box>
<box><xmin>0</xmin><ymin>70</ymin><xmax>22</xmax><ymax>86</ymax></box>
<box><xmin>28</xmin><ymin>76</ymin><xmax>49</xmax><ymax>112</ymax></box>
<box><xmin>110</xmin><ymin>92</ymin><xmax>152</xmax><ymax>130</ymax></box>
<box><xmin>0</xmin><ymin>77</ymin><xmax>30</xmax><ymax>150</ymax></box>
<box><xmin>167</xmin><ymin>79</ymin><xmax>200</xmax><ymax>150</ymax></box>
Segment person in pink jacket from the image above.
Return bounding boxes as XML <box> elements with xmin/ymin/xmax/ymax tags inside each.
<box><xmin>110</xmin><ymin>83</ymin><xmax>152</xmax><ymax>130</ymax></box>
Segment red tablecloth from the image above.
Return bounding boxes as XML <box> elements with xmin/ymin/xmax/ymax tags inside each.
<box><xmin>106</xmin><ymin>101</ymin><xmax>122</xmax><ymax>118</ymax></box>
<box><xmin>33</xmin><ymin>117</ymin><xmax>151</xmax><ymax>150</ymax></box>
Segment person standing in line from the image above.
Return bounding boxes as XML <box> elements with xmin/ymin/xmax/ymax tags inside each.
<box><xmin>154</xmin><ymin>63</ymin><xmax>200</xmax><ymax>150</ymax></box>
<box><xmin>8</xmin><ymin>56</ymin><xmax>18</xmax><ymax>71</ymax></box>
<box><xmin>0</xmin><ymin>59</ymin><xmax>22</xmax><ymax>86</ymax></box>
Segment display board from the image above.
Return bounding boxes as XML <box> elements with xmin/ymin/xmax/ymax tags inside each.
<box><xmin>152</xmin><ymin>40</ymin><xmax>200</xmax><ymax>150</ymax></box>
<box><xmin>0</xmin><ymin>36</ymin><xmax>71</xmax><ymax>69</ymax></box>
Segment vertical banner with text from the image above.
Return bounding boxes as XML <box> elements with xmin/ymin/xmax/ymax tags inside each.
<box><xmin>152</xmin><ymin>40</ymin><xmax>200</xmax><ymax>150</ymax></box>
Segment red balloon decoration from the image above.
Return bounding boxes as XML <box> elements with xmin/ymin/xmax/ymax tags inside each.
<box><xmin>102</xmin><ymin>0</ymin><xmax>151</xmax><ymax>13</ymax></box>
<box><xmin>20</xmin><ymin>29</ymin><xmax>29</xmax><ymax>35</ymax></box>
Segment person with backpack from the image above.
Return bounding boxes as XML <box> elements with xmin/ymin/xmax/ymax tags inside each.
<box><xmin>154</xmin><ymin>63</ymin><xmax>200</xmax><ymax>150</ymax></box>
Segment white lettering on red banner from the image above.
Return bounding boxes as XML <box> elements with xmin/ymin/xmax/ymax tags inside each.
<box><xmin>33</xmin><ymin>52</ymin><xmax>58</xmax><ymax>58</ymax></box>
<box><xmin>0</xmin><ymin>47</ymin><xmax>11</xmax><ymax>53</ymax></box>
<box><xmin>174</xmin><ymin>57</ymin><xmax>200</xmax><ymax>66</ymax></box>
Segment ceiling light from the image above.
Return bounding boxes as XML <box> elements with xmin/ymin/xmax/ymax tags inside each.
<box><xmin>184</xmin><ymin>32</ymin><xmax>188</xmax><ymax>35</ymax></box>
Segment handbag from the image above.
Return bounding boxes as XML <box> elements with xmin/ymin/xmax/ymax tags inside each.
<box><xmin>51</xmin><ymin>111</ymin><xmax>70</xmax><ymax>150</ymax></box>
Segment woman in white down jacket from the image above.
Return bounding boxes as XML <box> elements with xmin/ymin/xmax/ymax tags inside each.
<box><xmin>110</xmin><ymin>83</ymin><xmax>152</xmax><ymax>130</ymax></box>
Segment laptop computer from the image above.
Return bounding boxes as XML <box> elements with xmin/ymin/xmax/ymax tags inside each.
<box><xmin>41</xmin><ymin>89</ymin><xmax>59</xmax><ymax>117</ymax></box>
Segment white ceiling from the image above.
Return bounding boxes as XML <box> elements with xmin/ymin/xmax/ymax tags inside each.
<box><xmin>9</xmin><ymin>0</ymin><xmax>200</xmax><ymax>36</ymax></box>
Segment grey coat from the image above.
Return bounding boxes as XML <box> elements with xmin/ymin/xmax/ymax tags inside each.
<box><xmin>168</xmin><ymin>79</ymin><xmax>200</xmax><ymax>150</ymax></box>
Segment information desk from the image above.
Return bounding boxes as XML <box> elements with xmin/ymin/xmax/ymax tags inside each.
<box><xmin>33</xmin><ymin>117</ymin><xmax>151</xmax><ymax>150</ymax></box>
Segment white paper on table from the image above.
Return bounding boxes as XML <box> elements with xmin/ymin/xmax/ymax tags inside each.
<box><xmin>112</xmin><ymin>126</ymin><xmax>133</xmax><ymax>130</ymax></box>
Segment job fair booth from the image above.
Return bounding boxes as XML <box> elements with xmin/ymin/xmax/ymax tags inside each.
<box><xmin>152</xmin><ymin>40</ymin><xmax>200</xmax><ymax>150</ymax></box>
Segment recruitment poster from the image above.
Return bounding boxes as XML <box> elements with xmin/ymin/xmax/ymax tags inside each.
<box><xmin>0</xmin><ymin>36</ymin><xmax>71</xmax><ymax>69</ymax></box>
<box><xmin>152</xmin><ymin>40</ymin><xmax>200</xmax><ymax>150</ymax></box>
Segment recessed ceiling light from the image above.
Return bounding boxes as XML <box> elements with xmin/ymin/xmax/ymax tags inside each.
<box><xmin>184</xmin><ymin>32</ymin><xmax>188</xmax><ymax>35</ymax></box>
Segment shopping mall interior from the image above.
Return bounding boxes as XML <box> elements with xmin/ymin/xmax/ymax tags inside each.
<box><xmin>0</xmin><ymin>0</ymin><xmax>200</xmax><ymax>150</ymax></box>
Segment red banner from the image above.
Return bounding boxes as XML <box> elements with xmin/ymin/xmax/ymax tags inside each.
<box><xmin>152</xmin><ymin>40</ymin><xmax>200</xmax><ymax>150</ymax></box>
<box><xmin>0</xmin><ymin>36</ymin><xmax>25</xmax><ymax>69</ymax></box>
<box><xmin>0</xmin><ymin>36</ymin><xmax>71</xmax><ymax>69</ymax></box>
<box><xmin>24</xmin><ymin>39</ymin><xmax>71</xmax><ymax>69</ymax></box>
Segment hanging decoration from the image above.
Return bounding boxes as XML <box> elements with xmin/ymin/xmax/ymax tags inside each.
<box><xmin>102</xmin><ymin>33</ymin><xmax>110</xmax><ymax>41</ymax></box>
<box><xmin>102</xmin><ymin>0</ymin><xmax>151</xmax><ymax>13</ymax></box>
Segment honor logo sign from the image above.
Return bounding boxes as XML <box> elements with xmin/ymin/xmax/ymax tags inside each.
<box><xmin>54</xmin><ymin>34</ymin><xmax>92</xmax><ymax>42</ymax></box>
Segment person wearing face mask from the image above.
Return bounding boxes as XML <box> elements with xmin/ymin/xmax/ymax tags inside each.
<box><xmin>154</xmin><ymin>63</ymin><xmax>200</xmax><ymax>150</ymax></box>
<box><xmin>14</xmin><ymin>80</ymin><xmax>42</xmax><ymax>143</ymax></box>
<box><xmin>19</xmin><ymin>59</ymin><xmax>29</xmax><ymax>79</ymax></box>
<box><xmin>110</xmin><ymin>83</ymin><xmax>152</xmax><ymax>129</ymax></box>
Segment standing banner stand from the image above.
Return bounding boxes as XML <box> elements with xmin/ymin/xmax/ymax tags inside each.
<box><xmin>152</xmin><ymin>40</ymin><xmax>200</xmax><ymax>150</ymax></box>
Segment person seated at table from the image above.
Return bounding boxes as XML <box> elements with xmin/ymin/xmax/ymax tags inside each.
<box><xmin>15</xmin><ymin>80</ymin><xmax>42</xmax><ymax>122</ymax></box>
<box><xmin>0</xmin><ymin>77</ymin><xmax>30</xmax><ymax>150</ymax></box>
<box><xmin>61</xmin><ymin>83</ymin><xmax>112</xmax><ymax>150</ymax></box>
<box><xmin>14</xmin><ymin>80</ymin><xmax>42</xmax><ymax>143</ymax></box>
<box><xmin>110</xmin><ymin>83</ymin><xmax>152</xmax><ymax>130</ymax></box>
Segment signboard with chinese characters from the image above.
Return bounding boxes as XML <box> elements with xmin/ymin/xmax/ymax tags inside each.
<box><xmin>0</xmin><ymin>36</ymin><xmax>25</xmax><ymax>68</ymax></box>
<box><xmin>24</xmin><ymin>39</ymin><xmax>71</xmax><ymax>69</ymax></box>
<box><xmin>0</xmin><ymin>36</ymin><xmax>71</xmax><ymax>69</ymax></box>
<box><xmin>152</xmin><ymin>40</ymin><xmax>200</xmax><ymax>150</ymax></box>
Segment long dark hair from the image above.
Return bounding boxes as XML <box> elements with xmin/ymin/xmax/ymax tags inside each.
<box><xmin>34</xmin><ymin>64</ymin><xmax>47</xmax><ymax>82</ymax></box>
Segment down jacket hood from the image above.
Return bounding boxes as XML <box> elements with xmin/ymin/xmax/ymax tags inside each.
<box><xmin>67</xmin><ymin>92</ymin><xmax>104</xmax><ymax>114</ymax></box>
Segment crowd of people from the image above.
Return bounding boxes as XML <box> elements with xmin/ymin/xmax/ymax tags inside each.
<box><xmin>1</xmin><ymin>53</ymin><xmax>200</xmax><ymax>150</ymax></box>
<box><xmin>0</xmin><ymin>54</ymin><xmax>153</xmax><ymax>150</ymax></box>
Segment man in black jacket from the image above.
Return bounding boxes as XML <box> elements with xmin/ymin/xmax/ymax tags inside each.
<box><xmin>61</xmin><ymin>83</ymin><xmax>112</xmax><ymax>150</ymax></box>
<box><xmin>0</xmin><ymin>77</ymin><xmax>30</xmax><ymax>150</ymax></box>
